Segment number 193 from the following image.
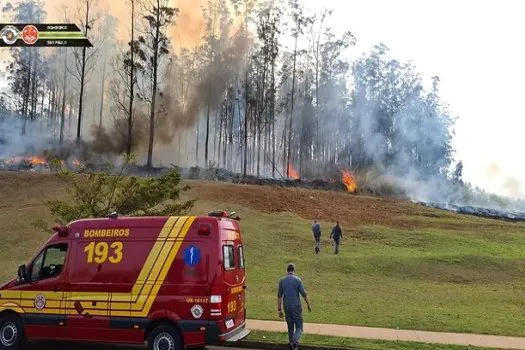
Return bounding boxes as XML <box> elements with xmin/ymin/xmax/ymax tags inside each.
<box><xmin>84</xmin><ymin>241</ymin><xmax>123</xmax><ymax>264</ymax></box>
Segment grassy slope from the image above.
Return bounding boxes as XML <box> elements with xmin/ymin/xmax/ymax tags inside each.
<box><xmin>1</xmin><ymin>173</ymin><xmax>525</xmax><ymax>338</ymax></box>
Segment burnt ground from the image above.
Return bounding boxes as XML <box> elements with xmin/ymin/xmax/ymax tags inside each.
<box><xmin>0</xmin><ymin>171</ymin><xmax>506</xmax><ymax>232</ymax></box>
<box><xmin>184</xmin><ymin>180</ymin><xmax>465</xmax><ymax>230</ymax></box>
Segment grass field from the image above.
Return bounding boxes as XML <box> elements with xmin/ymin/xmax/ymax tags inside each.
<box><xmin>1</xmin><ymin>172</ymin><xmax>525</xmax><ymax>339</ymax></box>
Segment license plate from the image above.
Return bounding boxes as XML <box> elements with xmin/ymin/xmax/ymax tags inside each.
<box><xmin>225</xmin><ymin>319</ymin><xmax>234</xmax><ymax>329</ymax></box>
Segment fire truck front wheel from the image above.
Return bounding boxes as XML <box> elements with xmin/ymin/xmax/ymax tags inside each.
<box><xmin>147</xmin><ymin>323</ymin><xmax>183</xmax><ymax>350</ymax></box>
<box><xmin>0</xmin><ymin>313</ymin><xmax>26</xmax><ymax>350</ymax></box>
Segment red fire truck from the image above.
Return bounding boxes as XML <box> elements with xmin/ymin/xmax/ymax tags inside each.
<box><xmin>0</xmin><ymin>211</ymin><xmax>249</xmax><ymax>350</ymax></box>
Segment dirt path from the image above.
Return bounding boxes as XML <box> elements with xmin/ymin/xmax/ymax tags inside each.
<box><xmin>247</xmin><ymin>320</ymin><xmax>525</xmax><ymax>349</ymax></box>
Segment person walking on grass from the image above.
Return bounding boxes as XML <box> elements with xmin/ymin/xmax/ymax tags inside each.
<box><xmin>330</xmin><ymin>221</ymin><xmax>343</xmax><ymax>254</ymax></box>
<box><xmin>277</xmin><ymin>263</ymin><xmax>312</xmax><ymax>350</ymax></box>
<box><xmin>312</xmin><ymin>219</ymin><xmax>321</xmax><ymax>254</ymax></box>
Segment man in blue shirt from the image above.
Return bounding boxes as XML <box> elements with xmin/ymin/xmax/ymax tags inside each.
<box><xmin>330</xmin><ymin>221</ymin><xmax>343</xmax><ymax>254</ymax></box>
<box><xmin>312</xmin><ymin>219</ymin><xmax>321</xmax><ymax>254</ymax></box>
<box><xmin>277</xmin><ymin>263</ymin><xmax>312</xmax><ymax>350</ymax></box>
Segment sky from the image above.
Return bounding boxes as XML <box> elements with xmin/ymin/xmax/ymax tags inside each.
<box><xmin>300</xmin><ymin>0</ymin><xmax>525</xmax><ymax>199</ymax></box>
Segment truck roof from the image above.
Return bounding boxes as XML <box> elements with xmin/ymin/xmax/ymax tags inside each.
<box><xmin>68</xmin><ymin>216</ymin><xmax>186</xmax><ymax>229</ymax></box>
<box><xmin>65</xmin><ymin>212</ymin><xmax>241</xmax><ymax>230</ymax></box>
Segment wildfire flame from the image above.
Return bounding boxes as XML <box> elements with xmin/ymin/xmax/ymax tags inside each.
<box><xmin>3</xmin><ymin>156</ymin><xmax>48</xmax><ymax>167</ymax></box>
<box><xmin>342</xmin><ymin>170</ymin><xmax>357</xmax><ymax>193</ymax></box>
<box><xmin>28</xmin><ymin>156</ymin><xmax>47</xmax><ymax>166</ymax></box>
<box><xmin>1</xmin><ymin>155</ymin><xmax>81</xmax><ymax>170</ymax></box>
<box><xmin>288</xmin><ymin>163</ymin><xmax>300</xmax><ymax>180</ymax></box>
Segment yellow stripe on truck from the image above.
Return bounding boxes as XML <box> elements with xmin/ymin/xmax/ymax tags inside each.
<box><xmin>132</xmin><ymin>216</ymin><xmax>178</xmax><ymax>294</ymax></box>
<box><xmin>0</xmin><ymin>216</ymin><xmax>195</xmax><ymax>318</ymax></box>
<box><xmin>138</xmin><ymin>217</ymin><xmax>195</xmax><ymax>317</ymax></box>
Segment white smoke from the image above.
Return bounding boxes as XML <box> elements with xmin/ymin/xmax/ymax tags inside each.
<box><xmin>0</xmin><ymin>113</ymin><xmax>57</xmax><ymax>158</ymax></box>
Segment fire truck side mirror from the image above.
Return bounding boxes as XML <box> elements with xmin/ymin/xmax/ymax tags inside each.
<box><xmin>17</xmin><ymin>264</ymin><xmax>28</xmax><ymax>283</ymax></box>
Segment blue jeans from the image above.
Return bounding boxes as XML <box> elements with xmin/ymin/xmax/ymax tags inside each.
<box><xmin>334</xmin><ymin>239</ymin><xmax>340</xmax><ymax>254</ymax></box>
<box><xmin>314</xmin><ymin>234</ymin><xmax>321</xmax><ymax>251</ymax></box>
<box><xmin>284</xmin><ymin>306</ymin><xmax>303</xmax><ymax>347</ymax></box>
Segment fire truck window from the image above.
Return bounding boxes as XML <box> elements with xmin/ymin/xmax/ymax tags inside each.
<box><xmin>30</xmin><ymin>252</ymin><xmax>44</xmax><ymax>282</ymax></box>
<box><xmin>39</xmin><ymin>244</ymin><xmax>68</xmax><ymax>280</ymax></box>
<box><xmin>223</xmin><ymin>245</ymin><xmax>235</xmax><ymax>270</ymax></box>
<box><xmin>238</xmin><ymin>246</ymin><xmax>245</xmax><ymax>269</ymax></box>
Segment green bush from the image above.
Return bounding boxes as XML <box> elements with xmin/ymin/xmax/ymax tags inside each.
<box><xmin>45</xmin><ymin>154</ymin><xmax>196</xmax><ymax>224</ymax></box>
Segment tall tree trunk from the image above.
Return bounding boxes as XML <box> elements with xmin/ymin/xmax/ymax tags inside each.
<box><xmin>254</xmin><ymin>63</ymin><xmax>260</xmax><ymax>177</ymax></box>
<box><xmin>282</xmin><ymin>112</ymin><xmax>288</xmax><ymax>175</ymax></box>
<box><xmin>287</xmin><ymin>30</ymin><xmax>298</xmax><ymax>177</ymax></box>
<box><xmin>204</xmin><ymin>94</ymin><xmax>211</xmax><ymax>168</ymax></box>
<box><xmin>50</xmin><ymin>85</ymin><xmax>56</xmax><ymax>135</ymax></box>
<box><xmin>212</xmin><ymin>110</ymin><xmax>217</xmax><ymax>165</ymax></box>
<box><xmin>99</xmin><ymin>53</ymin><xmax>107</xmax><ymax>127</ymax></box>
<box><xmin>68</xmin><ymin>97</ymin><xmax>73</xmax><ymax>136</ymax></box>
<box><xmin>77</xmin><ymin>1</ymin><xmax>91</xmax><ymax>141</ymax></box>
<box><xmin>271</xmin><ymin>61</ymin><xmax>276</xmax><ymax>178</ymax></box>
<box><xmin>59</xmin><ymin>48</ymin><xmax>68</xmax><ymax>145</ymax></box>
<box><xmin>227</xmin><ymin>96</ymin><xmax>234</xmax><ymax>170</ymax></box>
<box><xmin>257</xmin><ymin>57</ymin><xmax>268</xmax><ymax>178</ymax></box>
<box><xmin>251</xmin><ymin>106</ymin><xmax>256</xmax><ymax>174</ymax></box>
<box><xmin>243</xmin><ymin>71</ymin><xmax>248</xmax><ymax>177</ymax></box>
<box><xmin>21</xmin><ymin>50</ymin><xmax>33</xmax><ymax>136</ymax></box>
<box><xmin>40</xmin><ymin>85</ymin><xmax>45</xmax><ymax>126</ymax></box>
<box><xmin>177</xmin><ymin>130</ymin><xmax>182</xmax><ymax>165</ymax></box>
<box><xmin>47</xmin><ymin>84</ymin><xmax>53</xmax><ymax>134</ymax></box>
<box><xmin>222</xmin><ymin>98</ymin><xmax>228</xmax><ymax>169</ymax></box>
<box><xmin>195</xmin><ymin>119</ymin><xmax>199</xmax><ymax>166</ymax></box>
<box><xmin>147</xmin><ymin>0</ymin><xmax>161</xmax><ymax>169</ymax></box>
<box><xmin>235</xmin><ymin>95</ymin><xmax>241</xmax><ymax>172</ymax></box>
<box><xmin>218</xmin><ymin>106</ymin><xmax>223</xmax><ymax>166</ymax></box>
<box><xmin>126</xmin><ymin>0</ymin><xmax>135</xmax><ymax>156</ymax></box>
<box><xmin>30</xmin><ymin>59</ymin><xmax>38</xmax><ymax>122</ymax></box>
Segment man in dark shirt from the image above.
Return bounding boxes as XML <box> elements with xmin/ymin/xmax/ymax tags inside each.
<box><xmin>330</xmin><ymin>221</ymin><xmax>343</xmax><ymax>254</ymax></box>
<box><xmin>277</xmin><ymin>263</ymin><xmax>312</xmax><ymax>350</ymax></box>
<box><xmin>312</xmin><ymin>219</ymin><xmax>321</xmax><ymax>254</ymax></box>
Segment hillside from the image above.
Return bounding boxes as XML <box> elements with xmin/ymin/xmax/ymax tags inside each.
<box><xmin>1</xmin><ymin>171</ymin><xmax>525</xmax><ymax>337</ymax></box>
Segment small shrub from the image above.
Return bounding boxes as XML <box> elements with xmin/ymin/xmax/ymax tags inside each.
<box><xmin>45</xmin><ymin>154</ymin><xmax>196</xmax><ymax>224</ymax></box>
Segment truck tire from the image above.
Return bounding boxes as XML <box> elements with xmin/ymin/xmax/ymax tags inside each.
<box><xmin>147</xmin><ymin>323</ymin><xmax>183</xmax><ymax>350</ymax></box>
<box><xmin>0</xmin><ymin>314</ymin><xmax>26</xmax><ymax>350</ymax></box>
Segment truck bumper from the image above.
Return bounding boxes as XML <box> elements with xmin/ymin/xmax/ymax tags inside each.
<box><xmin>180</xmin><ymin>320</ymin><xmax>250</xmax><ymax>345</ymax></box>
<box><xmin>221</xmin><ymin>322</ymin><xmax>251</xmax><ymax>343</ymax></box>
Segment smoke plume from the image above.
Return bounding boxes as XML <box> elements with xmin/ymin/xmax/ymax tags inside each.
<box><xmin>84</xmin><ymin>1</ymin><xmax>252</xmax><ymax>159</ymax></box>
<box><xmin>45</xmin><ymin>0</ymin><xmax>207</xmax><ymax>48</ymax></box>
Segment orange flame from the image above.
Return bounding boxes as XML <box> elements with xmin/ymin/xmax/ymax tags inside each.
<box><xmin>288</xmin><ymin>163</ymin><xmax>300</xmax><ymax>180</ymax></box>
<box><xmin>2</xmin><ymin>155</ymin><xmax>72</xmax><ymax>170</ymax></box>
<box><xmin>72</xmin><ymin>158</ymin><xmax>81</xmax><ymax>168</ymax></box>
<box><xmin>28</xmin><ymin>156</ymin><xmax>47</xmax><ymax>166</ymax></box>
<box><xmin>342</xmin><ymin>170</ymin><xmax>357</xmax><ymax>193</ymax></box>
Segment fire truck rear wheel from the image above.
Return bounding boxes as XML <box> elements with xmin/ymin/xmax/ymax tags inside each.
<box><xmin>147</xmin><ymin>323</ymin><xmax>183</xmax><ymax>350</ymax></box>
<box><xmin>0</xmin><ymin>314</ymin><xmax>26</xmax><ymax>350</ymax></box>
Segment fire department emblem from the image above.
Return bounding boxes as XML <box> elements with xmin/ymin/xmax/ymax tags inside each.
<box><xmin>190</xmin><ymin>304</ymin><xmax>203</xmax><ymax>319</ymax></box>
<box><xmin>34</xmin><ymin>293</ymin><xmax>46</xmax><ymax>311</ymax></box>
<box><xmin>21</xmin><ymin>25</ymin><xmax>39</xmax><ymax>45</ymax></box>
<box><xmin>0</xmin><ymin>25</ymin><xmax>19</xmax><ymax>45</ymax></box>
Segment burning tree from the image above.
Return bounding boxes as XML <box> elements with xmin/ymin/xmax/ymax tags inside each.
<box><xmin>44</xmin><ymin>154</ymin><xmax>196</xmax><ymax>224</ymax></box>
